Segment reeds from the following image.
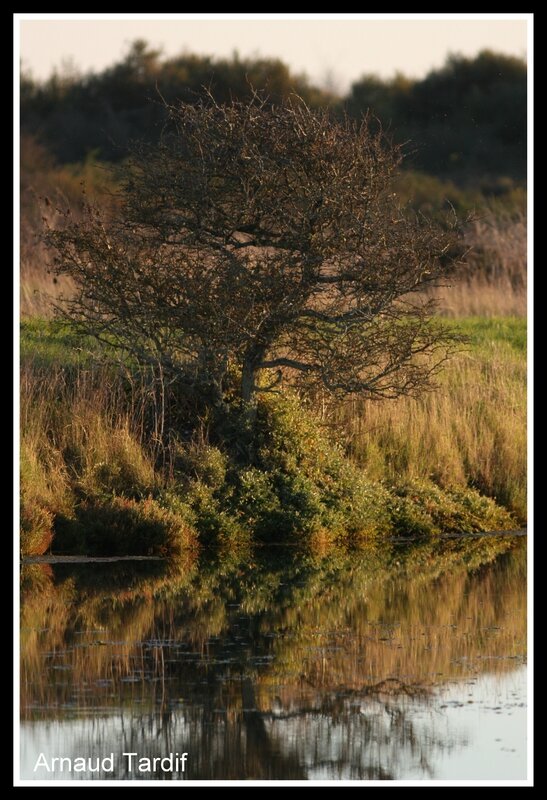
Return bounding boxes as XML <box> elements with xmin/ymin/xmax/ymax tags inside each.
<box><xmin>427</xmin><ymin>215</ymin><xmax>527</xmax><ymax>317</ymax></box>
<box><xmin>20</xmin><ymin>362</ymin><xmax>168</xmax><ymax>554</ymax></box>
<box><xmin>335</xmin><ymin>320</ymin><xmax>526</xmax><ymax>521</ymax></box>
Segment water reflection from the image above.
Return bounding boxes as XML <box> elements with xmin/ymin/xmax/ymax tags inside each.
<box><xmin>20</xmin><ymin>536</ymin><xmax>527</xmax><ymax>780</ymax></box>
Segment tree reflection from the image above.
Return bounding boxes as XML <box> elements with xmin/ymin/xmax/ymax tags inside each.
<box><xmin>20</xmin><ymin>536</ymin><xmax>526</xmax><ymax>779</ymax></box>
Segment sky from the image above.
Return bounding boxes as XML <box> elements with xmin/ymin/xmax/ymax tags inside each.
<box><xmin>17</xmin><ymin>15</ymin><xmax>529</xmax><ymax>93</ymax></box>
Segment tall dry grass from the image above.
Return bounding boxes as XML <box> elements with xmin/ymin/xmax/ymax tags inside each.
<box><xmin>20</xmin><ymin>249</ymin><xmax>74</xmax><ymax>319</ymax></box>
<box><xmin>428</xmin><ymin>215</ymin><xmax>527</xmax><ymax>317</ymax></box>
<box><xmin>20</xmin><ymin>134</ymin><xmax>115</xmax><ymax>318</ymax></box>
<box><xmin>335</xmin><ymin>332</ymin><xmax>526</xmax><ymax>521</ymax></box>
<box><xmin>20</xmin><ymin>363</ymin><xmax>161</xmax><ymax>543</ymax></box>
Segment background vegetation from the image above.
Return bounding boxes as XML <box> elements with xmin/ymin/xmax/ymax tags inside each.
<box><xmin>20</xmin><ymin>45</ymin><xmax>527</xmax><ymax>321</ymax></box>
<box><xmin>21</xmin><ymin>42</ymin><xmax>525</xmax><ymax>184</ymax></box>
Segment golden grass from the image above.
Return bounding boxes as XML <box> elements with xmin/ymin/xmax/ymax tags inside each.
<box><xmin>336</xmin><ymin>332</ymin><xmax>526</xmax><ymax>521</ymax></box>
<box><xmin>20</xmin><ymin>363</ymin><xmax>162</xmax><ymax>553</ymax></box>
<box><xmin>427</xmin><ymin>215</ymin><xmax>527</xmax><ymax>317</ymax></box>
<box><xmin>20</xmin><ymin>251</ymin><xmax>74</xmax><ymax>319</ymax></box>
<box><xmin>431</xmin><ymin>273</ymin><xmax>526</xmax><ymax>318</ymax></box>
<box><xmin>21</xmin><ymin>365</ymin><xmax>158</xmax><ymax>492</ymax></box>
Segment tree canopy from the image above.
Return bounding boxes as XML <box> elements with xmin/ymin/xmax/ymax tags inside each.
<box><xmin>47</xmin><ymin>96</ymin><xmax>463</xmax><ymax>413</ymax></box>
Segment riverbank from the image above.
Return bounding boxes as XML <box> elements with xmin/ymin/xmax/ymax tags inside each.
<box><xmin>20</xmin><ymin>317</ymin><xmax>526</xmax><ymax>557</ymax></box>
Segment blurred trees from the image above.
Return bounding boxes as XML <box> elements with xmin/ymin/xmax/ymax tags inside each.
<box><xmin>21</xmin><ymin>42</ymin><xmax>526</xmax><ymax>286</ymax></box>
<box><xmin>21</xmin><ymin>40</ymin><xmax>335</xmax><ymax>164</ymax></box>
<box><xmin>348</xmin><ymin>50</ymin><xmax>526</xmax><ymax>182</ymax></box>
<box><xmin>21</xmin><ymin>44</ymin><xmax>526</xmax><ymax>187</ymax></box>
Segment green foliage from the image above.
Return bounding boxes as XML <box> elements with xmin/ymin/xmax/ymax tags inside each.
<box><xmin>172</xmin><ymin>441</ymin><xmax>228</xmax><ymax>490</ymax></box>
<box><xmin>387</xmin><ymin>479</ymin><xmax>515</xmax><ymax>537</ymax></box>
<box><xmin>250</xmin><ymin>395</ymin><xmax>391</xmax><ymax>540</ymax></box>
<box><xmin>55</xmin><ymin>496</ymin><xmax>197</xmax><ymax>557</ymax></box>
<box><xmin>76</xmin><ymin>451</ymin><xmax>157</xmax><ymax>502</ymax></box>
<box><xmin>234</xmin><ymin>468</ymin><xmax>282</xmax><ymax>532</ymax></box>
<box><xmin>154</xmin><ymin>394</ymin><xmax>515</xmax><ymax>546</ymax></box>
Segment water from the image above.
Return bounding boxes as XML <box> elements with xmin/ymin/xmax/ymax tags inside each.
<box><xmin>20</xmin><ymin>535</ymin><xmax>527</xmax><ymax>781</ymax></box>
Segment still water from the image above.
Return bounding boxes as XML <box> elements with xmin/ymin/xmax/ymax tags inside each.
<box><xmin>20</xmin><ymin>536</ymin><xmax>527</xmax><ymax>781</ymax></box>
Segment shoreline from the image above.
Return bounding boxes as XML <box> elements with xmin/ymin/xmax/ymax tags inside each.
<box><xmin>21</xmin><ymin>528</ymin><xmax>527</xmax><ymax>564</ymax></box>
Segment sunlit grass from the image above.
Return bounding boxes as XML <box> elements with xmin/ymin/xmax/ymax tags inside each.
<box><xmin>336</xmin><ymin>316</ymin><xmax>526</xmax><ymax>520</ymax></box>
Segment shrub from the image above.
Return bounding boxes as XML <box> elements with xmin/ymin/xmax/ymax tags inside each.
<box><xmin>55</xmin><ymin>496</ymin><xmax>197</xmax><ymax>557</ymax></box>
<box><xmin>172</xmin><ymin>441</ymin><xmax>228</xmax><ymax>490</ymax></box>
<box><xmin>386</xmin><ymin>479</ymin><xmax>515</xmax><ymax>537</ymax></box>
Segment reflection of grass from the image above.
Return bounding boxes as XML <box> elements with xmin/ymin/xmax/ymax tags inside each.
<box><xmin>20</xmin><ymin>537</ymin><xmax>526</xmax><ymax>717</ymax></box>
<box><xmin>251</xmin><ymin>538</ymin><xmax>527</xmax><ymax>710</ymax></box>
<box><xmin>20</xmin><ymin>555</ymin><xmax>199</xmax><ymax>712</ymax></box>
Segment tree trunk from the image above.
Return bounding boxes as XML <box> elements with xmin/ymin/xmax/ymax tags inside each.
<box><xmin>241</xmin><ymin>358</ymin><xmax>259</xmax><ymax>462</ymax></box>
<box><xmin>241</xmin><ymin>358</ymin><xmax>257</xmax><ymax>405</ymax></box>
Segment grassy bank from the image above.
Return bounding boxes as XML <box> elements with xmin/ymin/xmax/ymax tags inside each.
<box><xmin>20</xmin><ymin>317</ymin><xmax>525</xmax><ymax>556</ymax></box>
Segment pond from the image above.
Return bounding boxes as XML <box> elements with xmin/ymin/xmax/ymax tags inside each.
<box><xmin>19</xmin><ymin>535</ymin><xmax>527</xmax><ymax>782</ymax></box>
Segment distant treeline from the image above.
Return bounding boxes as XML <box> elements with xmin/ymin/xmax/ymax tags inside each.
<box><xmin>21</xmin><ymin>41</ymin><xmax>526</xmax><ymax>186</ymax></box>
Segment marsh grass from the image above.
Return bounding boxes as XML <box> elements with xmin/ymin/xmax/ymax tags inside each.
<box><xmin>426</xmin><ymin>216</ymin><xmax>527</xmax><ymax>317</ymax></box>
<box><xmin>20</xmin><ymin>360</ymin><xmax>168</xmax><ymax>555</ymax></box>
<box><xmin>335</xmin><ymin>318</ymin><xmax>526</xmax><ymax>521</ymax></box>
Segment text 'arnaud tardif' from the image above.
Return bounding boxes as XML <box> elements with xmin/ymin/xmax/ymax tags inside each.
<box><xmin>33</xmin><ymin>752</ymin><xmax>189</xmax><ymax>775</ymax></box>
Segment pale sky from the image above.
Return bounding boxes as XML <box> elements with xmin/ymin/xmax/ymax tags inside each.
<box><xmin>18</xmin><ymin>15</ymin><xmax>529</xmax><ymax>93</ymax></box>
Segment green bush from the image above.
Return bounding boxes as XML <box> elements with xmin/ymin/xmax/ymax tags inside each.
<box><xmin>172</xmin><ymin>441</ymin><xmax>228</xmax><ymax>489</ymax></box>
<box><xmin>55</xmin><ymin>496</ymin><xmax>197</xmax><ymax>556</ymax></box>
<box><xmin>200</xmin><ymin>394</ymin><xmax>391</xmax><ymax>542</ymax></box>
<box><xmin>386</xmin><ymin>479</ymin><xmax>515</xmax><ymax>537</ymax></box>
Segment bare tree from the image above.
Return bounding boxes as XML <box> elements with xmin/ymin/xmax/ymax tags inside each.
<box><xmin>47</xmin><ymin>96</ymin><xmax>463</xmax><ymax>413</ymax></box>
